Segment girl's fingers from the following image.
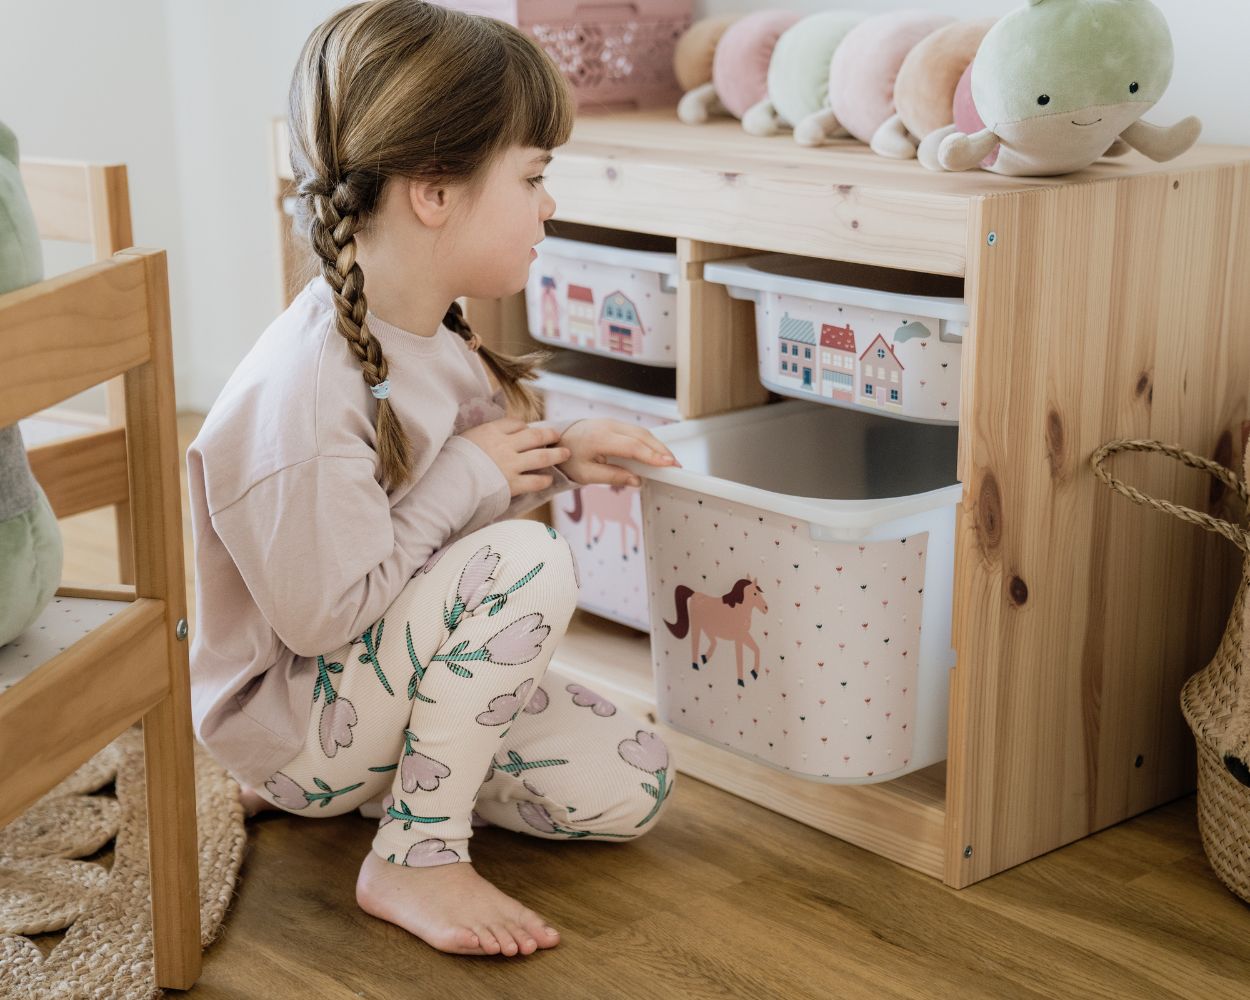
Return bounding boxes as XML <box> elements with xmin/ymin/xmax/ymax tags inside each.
<box><xmin>514</xmin><ymin>472</ymin><xmax>555</xmax><ymax>493</ymax></box>
<box><xmin>517</xmin><ymin>446</ymin><xmax>572</xmax><ymax>470</ymax></box>
<box><xmin>613</xmin><ymin>426</ymin><xmax>679</xmax><ymax>465</ymax></box>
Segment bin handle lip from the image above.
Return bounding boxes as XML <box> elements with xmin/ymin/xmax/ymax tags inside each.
<box><xmin>538</xmin><ymin>235</ymin><xmax>679</xmax><ymax>279</ymax></box>
<box><xmin>1091</xmin><ymin>438</ymin><xmax>1250</xmax><ymax>554</ymax></box>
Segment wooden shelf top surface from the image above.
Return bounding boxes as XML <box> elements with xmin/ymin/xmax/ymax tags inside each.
<box><xmin>272</xmin><ymin>111</ymin><xmax>1250</xmax><ymax>275</ymax></box>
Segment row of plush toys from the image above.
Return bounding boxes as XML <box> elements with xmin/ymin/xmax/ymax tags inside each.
<box><xmin>674</xmin><ymin>0</ymin><xmax>1202</xmax><ymax>177</ymax></box>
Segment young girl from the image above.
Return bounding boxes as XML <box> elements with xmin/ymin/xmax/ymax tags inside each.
<box><xmin>185</xmin><ymin>0</ymin><xmax>682</xmax><ymax>959</ymax></box>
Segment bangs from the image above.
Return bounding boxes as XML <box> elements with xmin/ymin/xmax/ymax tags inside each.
<box><xmin>497</xmin><ymin>27</ymin><xmax>575</xmax><ymax>154</ymax></box>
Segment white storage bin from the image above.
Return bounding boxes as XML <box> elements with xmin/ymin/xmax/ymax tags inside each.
<box><xmin>619</xmin><ymin>400</ymin><xmax>960</xmax><ymax>784</ymax></box>
<box><xmin>527</xmin><ymin>235</ymin><xmax>679</xmax><ymax>367</ymax></box>
<box><xmin>535</xmin><ymin>351</ymin><xmax>681</xmax><ymax>631</ymax></box>
<box><xmin>703</xmin><ymin>255</ymin><xmax>968</xmax><ymax>425</ymax></box>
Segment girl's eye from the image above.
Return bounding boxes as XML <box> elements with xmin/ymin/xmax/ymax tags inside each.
<box><xmin>527</xmin><ymin>175</ymin><xmax>547</xmax><ymax>187</ymax></box>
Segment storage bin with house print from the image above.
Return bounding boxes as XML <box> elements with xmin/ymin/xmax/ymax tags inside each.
<box><xmin>534</xmin><ymin>350</ymin><xmax>681</xmax><ymax>630</ymax></box>
<box><xmin>619</xmin><ymin>400</ymin><xmax>960</xmax><ymax>784</ymax></box>
<box><xmin>704</xmin><ymin>255</ymin><xmax>968</xmax><ymax>424</ymax></box>
<box><xmin>526</xmin><ymin>234</ymin><xmax>680</xmax><ymax>367</ymax></box>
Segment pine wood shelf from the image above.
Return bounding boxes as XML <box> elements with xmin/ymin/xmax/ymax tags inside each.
<box><xmin>271</xmin><ymin>111</ymin><xmax>1250</xmax><ymax>889</ymax></box>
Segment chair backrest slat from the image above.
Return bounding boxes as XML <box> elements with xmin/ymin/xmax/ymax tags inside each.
<box><xmin>19</xmin><ymin>159</ymin><xmax>133</xmax><ymax>256</ymax></box>
<box><xmin>0</xmin><ymin>253</ymin><xmax>153</xmax><ymax>426</ymax></box>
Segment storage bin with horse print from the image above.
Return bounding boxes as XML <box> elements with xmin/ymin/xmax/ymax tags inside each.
<box><xmin>620</xmin><ymin>400</ymin><xmax>961</xmax><ymax>784</ymax></box>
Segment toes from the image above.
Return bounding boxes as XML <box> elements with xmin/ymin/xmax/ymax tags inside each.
<box><xmin>489</xmin><ymin>924</ymin><xmax>520</xmax><ymax>956</ymax></box>
<box><xmin>521</xmin><ymin>912</ymin><xmax>560</xmax><ymax>947</ymax></box>
<box><xmin>507</xmin><ymin>922</ymin><xmax>538</xmax><ymax>954</ymax></box>
<box><xmin>473</xmin><ymin>926</ymin><xmax>501</xmax><ymax>955</ymax></box>
<box><xmin>454</xmin><ymin>927</ymin><xmax>482</xmax><ymax>952</ymax></box>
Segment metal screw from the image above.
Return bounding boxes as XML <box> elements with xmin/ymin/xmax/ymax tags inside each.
<box><xmin>1134</xmin><ymin>754</ymin><xmax>1144</xmax><ymax>768</ymax></box>
<box><xmin>963</xmin><ymin>845</ymin><xmax>973</xmax><ymax>859</ymax></box>
<box><xmin>986</xmin><ymin>232</ymin><xmax>997</xmax><ymax>246</ymax></box>
<box><xmin>176</xmin><ymin>618</ymin><xmax>188</xmax><ymax>641</ymax></box>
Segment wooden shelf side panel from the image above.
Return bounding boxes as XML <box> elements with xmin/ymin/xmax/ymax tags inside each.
<box><xmin>946</xmin><ymin>163</ymin><xmax>1250</xmax><ymax>887</ymax></box>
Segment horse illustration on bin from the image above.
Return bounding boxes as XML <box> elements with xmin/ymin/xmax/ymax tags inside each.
<box><xmin>664</xmin><ymin>577</ymin><xmax>769</xmax><ymax>687</ymax></box>
<box><xmin>563</xmin><ymin>485</ymin><xmax>641</xmax><ymax>557</ymax></box>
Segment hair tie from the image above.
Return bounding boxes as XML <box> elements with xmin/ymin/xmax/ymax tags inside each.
<box><xmin>371</xmin><ymin>379</ymin><xmax>391</xmax><ymax>400</ymax></box>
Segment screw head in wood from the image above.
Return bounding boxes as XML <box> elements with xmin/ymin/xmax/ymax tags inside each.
<box><xmin>176</xmin><ymin>618</ymin><xmax>188</xmax><ymax>641</ymax></box>
<box><xmin>963</xmin><ymin>845</ymin><xmax>973</xmax><ymax>859</ymax></box>
<box><xmin>986</xmin><ymin>232</ymin><xmax>997</xmax><ymax>246</ymax></box>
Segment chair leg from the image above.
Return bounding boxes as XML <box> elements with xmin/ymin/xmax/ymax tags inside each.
<box><xmin>143</xmin><ymin>692</ymin><xmax>202</xmax><ymax>990</ymax></box>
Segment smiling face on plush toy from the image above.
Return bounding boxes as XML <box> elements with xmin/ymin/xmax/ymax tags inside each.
<box><xmin>971</xmin><ymin>0</ymin><xmax>1173</xmax><ymax>157</ymax></box>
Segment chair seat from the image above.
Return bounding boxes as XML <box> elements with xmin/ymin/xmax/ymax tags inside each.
<box><xmin>0</xmin><ymin>596</ymin><xmax>127</xmax><ymax>694</ymax></box>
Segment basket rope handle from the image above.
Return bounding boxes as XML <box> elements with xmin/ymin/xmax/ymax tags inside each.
<box><xmin>1090</xmin><ymin>439</ymin><xmax>1250</xmax><ymax>554</ymax></box>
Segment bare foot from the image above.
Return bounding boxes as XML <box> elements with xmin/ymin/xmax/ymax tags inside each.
<box><xmin>355</xmin><ymin>850</ymin><xmax>561</xmax><ymax>957</ymax></box>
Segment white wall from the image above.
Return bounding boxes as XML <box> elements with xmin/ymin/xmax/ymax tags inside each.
<box><xmin>1</xmin><ymin>0</ymin><xmax>1244</xmax><ymax>416</ymax></box>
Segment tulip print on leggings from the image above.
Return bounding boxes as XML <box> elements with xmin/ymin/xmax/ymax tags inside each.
<box><xmin>251</xmin><ymin>519</ymin><xmax>676</xmax><ymax>867</ymax></box>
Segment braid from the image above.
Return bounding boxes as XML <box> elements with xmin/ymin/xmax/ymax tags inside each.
<box><xmin>304</xmin><ymin>172</ymin><xmax>414</xmax><ymax>491</ymax></box>
<box><xmin>442</xmin><ymin>300</ymin><xmax>550</xmax><ymax>422</ymax></box>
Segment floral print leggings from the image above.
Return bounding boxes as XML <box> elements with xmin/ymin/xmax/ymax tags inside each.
<box><xmin>254</xmin><ymin>518</ymin><xmax>677</xmax><ymax>867</ymax></box>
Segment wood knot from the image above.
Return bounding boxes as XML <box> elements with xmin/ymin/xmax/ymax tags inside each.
<box><xmin>1134</xmin><ymin>370</ymin><xmax>1153</xmax><ymax>406</ymax></box>
<box><xmin>976</xmin><ymin>472</ymin><xmax>1003</xmax><ymax>555</ymax></box>
<box><xmin>605</xmin><ymin>166</ymin><xmax>619</xmax><ymax>181</ymax></box>
<box><xmin>1008</xmin><ymin>575</ymin><xmax>1029</xmax><ymax>606</ymax></box>
<box><xmin>836</xmin><ymin>184</ymin><xmax>854</xmax><ymax>194</ymax></box>
<box><xmin>720</xmin><ymin>171</ymin><xmax>740</xmax><ymax>184</ymax></box>
<box><xmin>1045</xmin><ymin>409</ymin><xmax>1066</xmax><ymax>479</ymax></box>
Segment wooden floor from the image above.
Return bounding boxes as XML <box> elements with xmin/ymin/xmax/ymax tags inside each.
<box><xmin>45</xmin><ymin>412</ymin><xmax>1250</xmax><ymax>998</ymax></box>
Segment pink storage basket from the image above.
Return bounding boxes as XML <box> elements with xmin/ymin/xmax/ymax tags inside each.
<box><xmin>534</xmin><ymin>351</ymin><xmax>680</xmax><ymax>631</ymax></box>
<box><xmin>440</xmin><ymin>0</ymin><xmax>693</xmax><ymax>110</ymax></box>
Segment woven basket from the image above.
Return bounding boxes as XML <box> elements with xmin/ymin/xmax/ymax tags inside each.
<box><xmin>1092</xmin><ymin>438</ymin><xmax>1250</xmax><ymax>906</ymax></box>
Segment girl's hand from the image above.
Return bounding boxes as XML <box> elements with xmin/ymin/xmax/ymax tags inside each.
<box><xmin>460</xmin><ymin>417</ymin><xmax>572</xmax><ymax>497</ymax></box>
<box><xmin>557</xmin><ymin>418</ymin><xmax>681</xmax><ymax>487</ymax></box>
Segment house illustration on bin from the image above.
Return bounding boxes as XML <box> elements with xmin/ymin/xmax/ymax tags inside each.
<box><xmin>566</xmin><ymin>284</ymin><xmax>596</xmax><ymax>347</ymax></box>
<box><xmin>599</xmin><ymin>290</ymin><xmax>644</xmax><ymax>356</ymax></box>
<box><xmin>859</xmin><ymin>333</ymin><xmax>904</xmax><ymax>410</ymax></box>
<box><xmin>818</xmin><ymin>322</ymin><xmax>857</xmax><ymax>402</ymax></box>
<box><xmin>777</xmin><ymin>312</ymin><xmax>817</xmax><ymax>390</ymax></box>
<box><xmin>540</xmin><ymin>275</ymin><xmax>560</xmax><ymax>340</ymax></box>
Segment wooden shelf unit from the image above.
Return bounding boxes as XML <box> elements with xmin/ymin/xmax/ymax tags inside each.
<box><xmin>271</xmin><ymin>111</ymin><xmax>1250</xmax><ymax>889</ymax></box>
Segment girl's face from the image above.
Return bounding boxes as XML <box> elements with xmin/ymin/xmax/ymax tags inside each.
<box><xmin>446</xmin><ymin>144</ymin><xmax>556</xmax><ymax>300</ymax></box>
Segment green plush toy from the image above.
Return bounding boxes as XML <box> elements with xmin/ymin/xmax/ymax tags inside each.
<box><xmin>938</xmin><ymin>0</ymin><xmax>1202</xmax><ymax>176</ymax></box>
<box><xmin>0</xmin><ymin>119</ymin><xmax>63</xmax><ymax>647</ymax></box>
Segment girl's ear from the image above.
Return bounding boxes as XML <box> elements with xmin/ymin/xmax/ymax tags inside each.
<box><xmin>406</xmin><ymin>176</ymin><xmax>455</xmax><ymax>229</ymax></box>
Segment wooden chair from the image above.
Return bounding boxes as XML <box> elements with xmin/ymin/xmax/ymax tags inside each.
<box><xmin>18</xmin><ymin>158</ymin><xmax>136</xmax><ymax>585</ymax></box>
<box><xmin>0</xmin><ymin>248</ymin><xmax>202</xmax><ymax>990</ymax></box>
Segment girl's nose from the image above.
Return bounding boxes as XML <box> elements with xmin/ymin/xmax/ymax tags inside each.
<box><xmin>541</xmin><ymin>191</ymin><xmax>556</xmax><ymax>221</ymax></box>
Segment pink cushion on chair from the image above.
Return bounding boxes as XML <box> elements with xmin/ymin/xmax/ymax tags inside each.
<box><xmin>712</xmin><ymin>9</ymin><xmax>803</xmax><ymax>119</ymax></box>
<box><xmin>828</xmin><ymin>9</ymin><xmax>955</xmax><ymax>144</ymax></box>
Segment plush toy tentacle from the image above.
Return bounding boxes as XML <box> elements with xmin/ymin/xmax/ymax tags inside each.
<box><xmin>870</xmin><ymin>114</ymin><xmax>918</xmax><ymax>160</ymax></box>
<box><xmin>794</xmin><ymin>108</ymin><xmax>842</xmax><ymax>147</ymax></box>
<box><xmin>742</xmin><ymin>98</ymin><xmax>785</xmax><ymax>137</ymax></box>
<box><xmin>1103</xmin><ymin>138</ymin><xmax>1133</xmax><ymax>158</ymax></box>
<box><xmin>1119</xmin><ymin>116</ymin><xmax>1203</xmax><ymax>163</ymax></box>
<box><xmin>938</xmin><ymin>128</ymin><xmax>1001</xmax><ymax>172</ymax></box>
<box><xmin>677</xmin><ymin>82</ymin><xmax>721</xmax><ymax>125</ymax></box>
<box><xmin>918</xmin><ymin>124</ymin><xmax>958</xmax><ymax>171</ymax></box>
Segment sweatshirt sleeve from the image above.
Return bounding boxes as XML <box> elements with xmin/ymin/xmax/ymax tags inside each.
<box><xmin>209</xmin><ymin>437</ymin><xmax>509</xmax><ymax>657</ymax></box>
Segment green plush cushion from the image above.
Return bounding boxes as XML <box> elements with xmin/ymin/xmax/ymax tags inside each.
<box><xmin>0</xmin><ymin>486</ymin><xmax>63</xmax><ymax>647</ymax></box>
<box><xmin>0</xmin><ymin>119</ymin><xmax>61</xmax><ymax>648</ymax></box>
<box><xmin>767</xmin><ymin>10</ymin><xmax>864</xmax><ymax>129</ymax></box>
<box><xmin>969</xmin><ymin>0</ymin><xmax>1172</xmax><ymax>174</ymax></box>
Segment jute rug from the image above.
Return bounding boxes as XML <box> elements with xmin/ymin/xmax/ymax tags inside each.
<box><xmin>0</xmin><ymin>724</ymin><xmax>246</xmax><ymax>998</ymax></box>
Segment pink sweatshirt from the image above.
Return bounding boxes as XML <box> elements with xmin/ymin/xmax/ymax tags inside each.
<box><xmin>185</xmin><ymin>277</ymin><xmax>579</xmax><ymax>787</ymax></box>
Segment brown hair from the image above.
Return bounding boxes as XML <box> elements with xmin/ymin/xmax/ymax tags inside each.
<box><xmin>287</xmin><ymin>0</ymin><xmax>574</xmax><ymax>490</ymax></box>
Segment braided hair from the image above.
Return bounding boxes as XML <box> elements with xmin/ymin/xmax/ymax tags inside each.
<box><xmin>287</xmin><ymin>0</ymin><xmax>573</xmax><ymax>491</ymax></box>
